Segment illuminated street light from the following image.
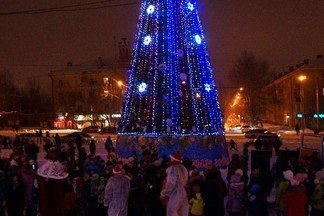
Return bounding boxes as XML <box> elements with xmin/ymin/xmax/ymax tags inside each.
<box><xmin>230</xmin><ymin>93</ymin><xmax>241</xmax><ymax>107</ymax></box>
<box><xmin>298</xmin><ymin>75</ymin><xmax>307</xmax><ymax>82</ymax></box>
<box><xmin>297</xmin><ymin>75</ymin><xmax>307</xmax><ymax>132</ymax></box>
<box><xmin>117</xmin><ymin>80</ymin><xmax>123</xmax><ymax>87</ymax></box>
<box><xmin>239</xmin><ymin>87</ymin><xmax>244</xmax><ymax>91</ymax></box>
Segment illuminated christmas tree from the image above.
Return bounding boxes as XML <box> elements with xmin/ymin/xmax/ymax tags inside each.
<box><xmin>120</xmin><ymin>0</ymin><xmax>223</xmax><ymax>135</ymax></box>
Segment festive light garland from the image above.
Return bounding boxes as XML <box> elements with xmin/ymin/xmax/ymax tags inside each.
<box><xmin>120</xmin><ymin>0</ymin><xmax>223</xmax><ymax>135</ymax></box>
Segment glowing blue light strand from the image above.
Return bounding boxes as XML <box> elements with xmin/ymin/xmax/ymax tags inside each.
<box><xmin>151</xmin><ymin>0</ymin><xmax>160</xmax><ymax>131</ymax></box>
<box><xmin>182</xmin><ymin>0</ymin><xmax>201</xmax><ymax>132</ymax></box>
<box><xmin>121</xmin><ymin>1</ymin><xmax>147</xmax><ymax>128</ymax></box>
<box><xmin>120</xmin><ymin>0</ymin><xmax>223</xmax><ymax>135</ymax></box>
<box><xmin>194</xmin><ymin>6</ymin><xmax>223</xmax><ymax>128</ymax></box>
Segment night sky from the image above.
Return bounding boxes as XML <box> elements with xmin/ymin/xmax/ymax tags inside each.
<box><xmin>0</xmin><ymin>0</ymin><xmax>323</xmax><ymax>94</ymax></box>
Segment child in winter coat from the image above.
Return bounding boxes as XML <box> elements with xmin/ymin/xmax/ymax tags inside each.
<box><xmin>311</xmin><ymin>169</ymin><xmax>324</xmax><ymax>216</ymax></box>
<box><xmin>189</xmin><ymin>185</ymin><xmax>205</xmax><ymax>216</ymax></box>
<box><xmin>275</xmin><ymin>170</ymin><xmax>293</xmax><ymax>216</ymax></box>
<box><xmin>226</xmin><ymin>169</ymin><xmax>244</xmax><ymax>216</ymax></box>
<box><xmin>283</xmin><ymin>173</ymin><xmax>308</xmax><ymax>216</ymax></box>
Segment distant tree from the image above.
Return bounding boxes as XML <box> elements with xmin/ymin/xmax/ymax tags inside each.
<box><xmin>228</xmin><ymin>50</ymin><xmax>271</xmax><ymax>124</ymax></box>
<box><xmin>0</xmin><ymin>71</ymin><xmax>21</xmax><ymax>111</ymax></box>
<box><xmin>20</xmin><ymin>77</ymin><xmax>52</xmax><ymax>114</ymax></box>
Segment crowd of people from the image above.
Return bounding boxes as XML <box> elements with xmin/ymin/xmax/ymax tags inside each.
<box><xmin>0</xmin><ymin>133</ymin><xmax>323</xmax><ymax>216</ymax></box>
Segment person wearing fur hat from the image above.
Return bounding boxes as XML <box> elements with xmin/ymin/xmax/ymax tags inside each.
<box><xmin>283</xmin><ymin>173</ymin><xmax>308</xmax><ymax>216</ymax></box>
<box><xmin>37</xmin><ymin>149</ymin><xmax>69</xmax><ymax>216</ymax></box>
<box><xmin>226</xmin><ymin>169</ymin><xmax>244</xmax><ymax>216</ymax></box>
<box><xmin>311</xmin><ymin>169</ymin><xmax>324</xmax><ymax>216</ymax></box>
<box><xmin>104</xmin><ymin>165</ymin><xmax>130</xmax><ymax>216</ymax></box>
<box><xmin>160</xmin><ymin>151</ymin><xmax>189</xmax><ymax>216</ymax></box>
<box><xmin>275</xmin><ymin>170</ymin><xmax>293</xmax><ymax>216</ymax></box>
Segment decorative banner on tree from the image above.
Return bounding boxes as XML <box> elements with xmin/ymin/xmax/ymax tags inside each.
<box><xmin>118</xmin><ymin>0</ymin><xmax>228</xmax><ymax>166</ymax></box>
<box><xmin>116</xmin><ymin>134</ymin><xmax>229</xmax><ymax>169</ymax></box>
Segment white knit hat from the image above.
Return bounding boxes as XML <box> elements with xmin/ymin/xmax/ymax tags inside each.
<box><xmin>283</xmin><ymin>170</ymin><xmax>294</xmax><ymax>181</ymax></box>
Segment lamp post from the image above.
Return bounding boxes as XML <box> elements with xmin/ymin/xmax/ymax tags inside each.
<box><xmin>297</xmin><ymin>75</ymin><xmax>307</xmax><ymax>132</ymax></box>
<box><xmin>316</xmin><ymin>79</ymin><xmax>319</xmax><ymax>133</ymax></box>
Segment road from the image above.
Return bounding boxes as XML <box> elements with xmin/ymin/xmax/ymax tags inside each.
<box><xmin>0</xmin><ymin>128</ymin><xmax>304</xmax><ymax>148</ymax></box>
<box><xmin>225</xmin><ymin>132</ymin><xmax>302</xmax><ymax>151</ymax></box>
<box><xmin>0</xmin><ymin>128</ymin><xmax>306</xmax><ymax>157</ymax></box>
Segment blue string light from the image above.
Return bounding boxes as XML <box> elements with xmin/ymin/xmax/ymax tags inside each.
<box><xmin>120</xmin><ymin>0</ymin><xmax>223</xmax><ymax>135</ymax></box>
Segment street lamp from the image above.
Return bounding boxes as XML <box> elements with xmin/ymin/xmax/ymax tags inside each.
<box><xmin>298</xmin><ymin>75</ymin><xmax>307</xmax><ymax>82</ymax></box>
<box><xmin>315</xmin><ymin>79</ymin><xmax>320</xmax><ymax>133</ymax></box>
<box><xmin>297</xmin><ymin>75</ymin><xmax>307</xmax><ymax>132</ymax></box>
<box><xmin>117</xmin><ymin>80</ymin><xmax>123</xmax><ymax>87</ymax></box>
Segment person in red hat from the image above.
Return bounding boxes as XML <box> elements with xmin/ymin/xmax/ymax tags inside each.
<box><xmin>160</xmin><ymin>151</ymin><xmax>189</xmax><ymax>216</ymax></box>
<box><xmin>104</xmin><ymin>165</ymin><xmax>130</xmax><ymax>216</ymax></box>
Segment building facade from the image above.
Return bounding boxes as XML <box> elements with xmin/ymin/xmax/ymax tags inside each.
<box><xmin>261</xmin><ymin>55</ymin><xmax>324</xmax><ymax>131</ymax></box>
<box><xmin>49</xmin><ymin>39</ymin><xmax>130</xmax><ymax>129</ymax></box>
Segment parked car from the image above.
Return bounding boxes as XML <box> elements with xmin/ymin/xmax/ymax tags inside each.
<box><xmin>247</xmin><ymin>133</ymin><xmax>282</xmax><ymax>154</ymax></box>
<box><xmin>244</xmin><ymin>129</ymin><xmax>277</xmax><ymax>138</ymax></box>
<box><xmin>62</xmin><ymin>132</ymin><xmax>92</xmax><ymax>143</ymax></box>
<box><xmin>99</xmin><ymin>126</ymin><xmax>117</xmax><ymax>134</ymax></box>
<box><xmin>82</xmin><ymin>125</ymin><xmax>100</xmax><ymax>133</ymax></box>
<box><xmin>241</xmin><ymin>125</ymin><xmax>252</xmax><ymax>133</ymax></box>
<box><xmin>228</xmin><ymin>125</ymin><xmax>242</xmax><ymax>133</ymax></box>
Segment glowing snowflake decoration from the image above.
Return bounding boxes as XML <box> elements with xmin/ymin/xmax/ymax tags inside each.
<box><xmin>188</xmin><ymin>2</ymin><xmax>194</xmax><ymax>11</ymax></box>
<box><xmin>147</xmin><ymin>5</ymin><xmax>155</xmax><ymax>14</ymax></box>
<box><xmin>143</xmin><ymin>36</ymin><xmax>152</xmax><ymax>45</ymax></box>
<box><xmin>194</xmin><ymin>35</ymin><xmax>202</xmax><ymax>44</ymax></box>
<box><xmin>138</xmin><ymin>82</ymin><xmax>148</xmax><ymax>93</ymax></box>
<box><xmin>204</xmin><ymin>84</ymin><xmax>211</xmax><ymax>92</ymax></box>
